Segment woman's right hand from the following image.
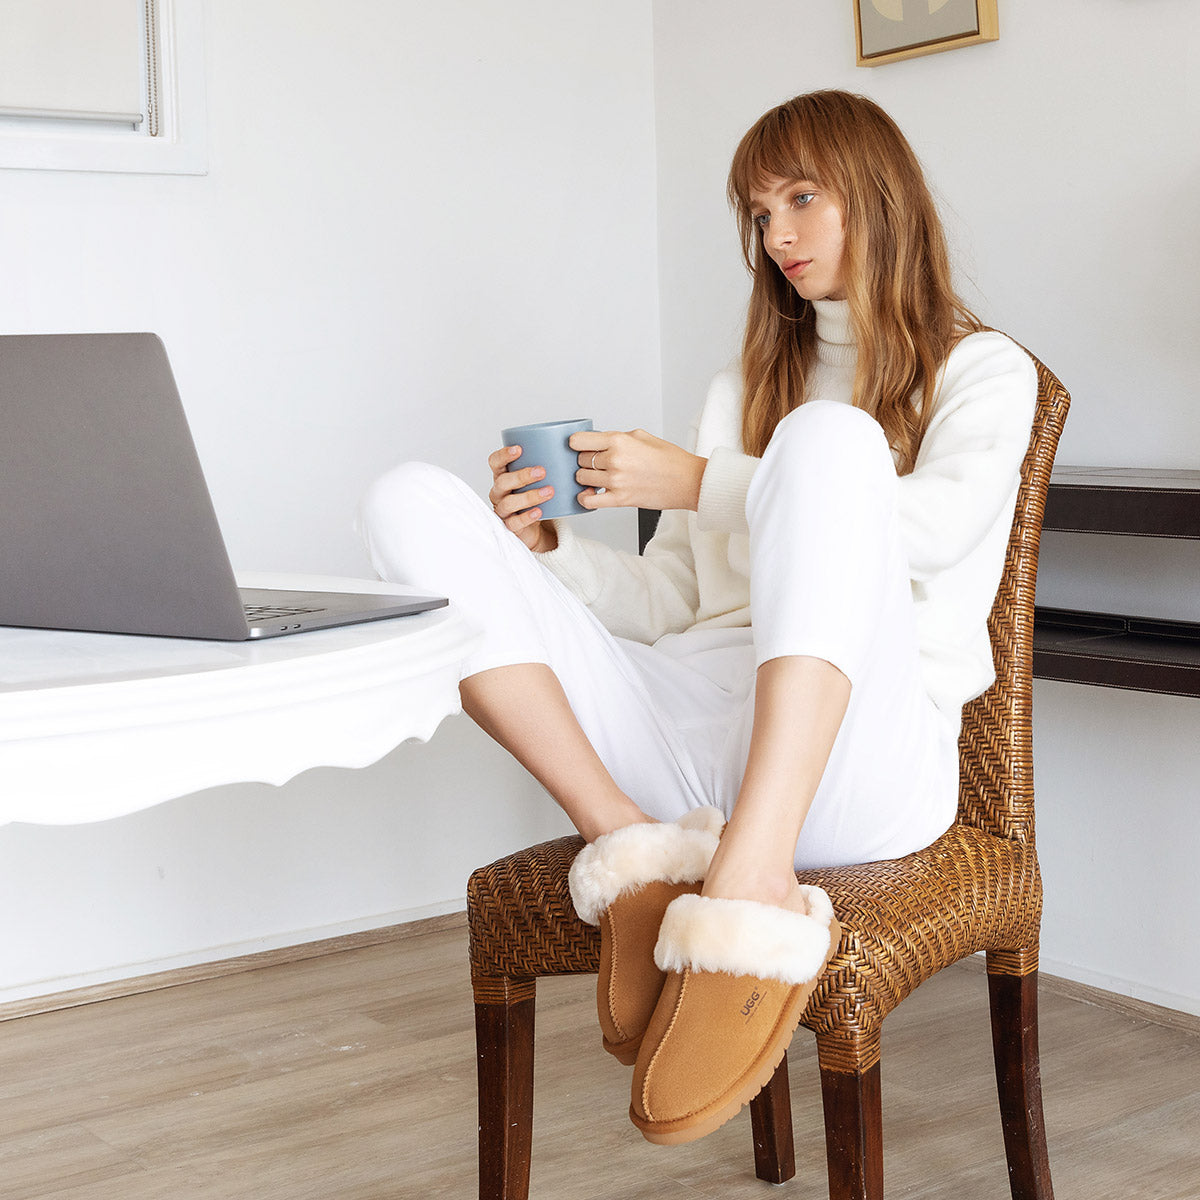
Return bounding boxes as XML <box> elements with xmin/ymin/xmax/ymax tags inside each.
<box><xmin>488</xmin><ymin>445</ymin><xmax>559</xmax><ymax>553</ymax></box>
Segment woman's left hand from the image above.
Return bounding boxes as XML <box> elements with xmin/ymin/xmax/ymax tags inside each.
<box><xmin>569</xmin><ymin>429</ymin><xmax>707</xmax><ymax>513</ymax></box>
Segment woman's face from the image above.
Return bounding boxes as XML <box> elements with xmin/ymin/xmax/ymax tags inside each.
<box><xmin>749</xmin><ymin>175</ymin><xmax>847</xmax><ymax>302</ymax></box>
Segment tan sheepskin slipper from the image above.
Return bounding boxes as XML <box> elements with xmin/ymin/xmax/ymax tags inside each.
<box><xmin>630</xmin><ymin>887</ymin><xmax>841</xmax><ymax>1144</ymax></box>
<box><xmin>567</xmin><ymin>808</ymin><xmax>725</xmax><ymax>1064</ymax></box>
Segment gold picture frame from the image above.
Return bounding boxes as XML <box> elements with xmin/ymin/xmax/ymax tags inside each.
<box><xmin>855</xmin><ymin>0</ymin><xmax>999</xmax><ymax>67</ymax></box>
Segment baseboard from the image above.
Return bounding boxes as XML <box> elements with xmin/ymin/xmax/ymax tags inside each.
<box><xmin>0</xmin><ymin>905</ymin><xmax>467</xmax><ymax>1024</ymax></box>
<box><xmin>7</xmin><ymin>917</ymin><xmax>1196</xmax><ymax>1040</ymax></box>
<box><xmin>957</xmin><ymin>954</ymin><xmax>1200</xmax><ymax>1035</ymax></box>
<box><xmin>1037</xmin><ymin>967</ymin><xmax>1200</xmax><ymax>1034</ymax></box>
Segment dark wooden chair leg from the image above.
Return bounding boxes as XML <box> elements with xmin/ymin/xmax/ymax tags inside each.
<box><xmin>474</xmin><ymin>976</ymin><xmax>537</xmax><ymax>1200</ymax></box>
<box><xmin>987</xmin><ymin>951</ymin><xmax>1055</xmax><ymax>1200</ymax></box>
<box><xmin>817</xmin><ymin>1031</ymin><xmax>883</xmax><ymax>1200</ymax></box>
<box><xmin>749</xmin><ymin>1052</ymin><xmax>796</xmax><ymax>1183</ymax></box>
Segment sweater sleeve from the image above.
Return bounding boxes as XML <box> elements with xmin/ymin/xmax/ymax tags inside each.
<box><xmin>696</xmin><ymin>446</ymin><xmax>759</xmax><ymax>533</ymax></box>
<box><xmin>693</xmin><ymin>366</ymin><xmax>759</xmax><ymax>534</ymax></box>
<box><xmin>897</xmin><ymin>332</ymin><xmax>1037</xmax><ymax>582</ymax></box>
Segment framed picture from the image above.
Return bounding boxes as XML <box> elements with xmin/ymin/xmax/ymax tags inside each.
<box><xmin>855</xmin><ymin>0</ymin><xmax>999</xmax><ymax>67</ymax></box>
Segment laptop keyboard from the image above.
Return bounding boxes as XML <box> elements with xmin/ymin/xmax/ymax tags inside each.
<box><xmin>243</xmin><ymin>603</ymin><xmax>328</xmax><ymax>621</ymax></box>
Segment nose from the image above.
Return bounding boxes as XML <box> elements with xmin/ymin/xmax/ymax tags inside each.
<box><xmin>765</xmin><ymin>212</ymin><xmax>796</xmax><ymax>254</ymax></box>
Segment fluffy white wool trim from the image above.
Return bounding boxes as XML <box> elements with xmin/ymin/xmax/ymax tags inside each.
<box><xmin>567</xmin><ymin>807</ymin><xmax>725</xmax><ymax>925</ymax></box>
<box><xmin>653</xmin><ymin>888</ymin><xmax>836</xmax><ymax>985</ymax></box>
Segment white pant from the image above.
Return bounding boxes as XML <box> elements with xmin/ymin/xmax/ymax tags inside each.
<box><xmin>358</xmin><ymin>401</ymin><xmax>958</xmax><ymax>869</ymax></box>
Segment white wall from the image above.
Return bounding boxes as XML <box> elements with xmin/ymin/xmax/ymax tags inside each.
<box><xmin>0</xmin><ymin>0</ymin><xmax>657</xmax><ymax>1003</ymax></box>
<box><xmin>4</xmin><ymin>0</ymin><xmax>1198</xmax><ymax>1018</ymax></box>
<box><xmin>651</xmin><ymin>0</ymin><xmax>1200</xmax><ymax>1013</ymax></box>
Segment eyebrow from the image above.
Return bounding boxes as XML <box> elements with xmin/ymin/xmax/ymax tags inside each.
<box><xmin>749</xmin><ymin>179</ymin><xmax>819</xmax><ymax>207</ymax></box>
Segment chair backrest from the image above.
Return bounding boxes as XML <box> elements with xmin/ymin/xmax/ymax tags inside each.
<box><xmin>956</xmin><ymin>351</ymin><xmax>1071</xmax><ymax>843</ymax></box>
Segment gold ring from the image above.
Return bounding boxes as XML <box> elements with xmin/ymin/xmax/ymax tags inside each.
<box><xmin>590</xmin><ymin>451</ymin><xmax>600</xmax><ymax>471</ymax></box>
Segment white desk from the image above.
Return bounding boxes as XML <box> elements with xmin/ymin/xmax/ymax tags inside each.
<box><xmin>0</xmin><ymin>573</ymin><xmax>480</xmax><ymax>826</ymax></box>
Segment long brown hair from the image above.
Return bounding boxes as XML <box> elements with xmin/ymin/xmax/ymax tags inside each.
<box><xmin>727</xmin><ymin>90</ymin><xmax>981</xmax><ymax>472</ymax></box>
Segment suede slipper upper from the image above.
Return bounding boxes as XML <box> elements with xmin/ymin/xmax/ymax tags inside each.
<box><xmin>566</xmin><ymin>807</ymin><xmax>726</xmax><ymax>1065</ymax></box>
<box><xmin>631</xmin><ymin>887</ymin><xmax>841</xmax><ymax>1145</ymax></box>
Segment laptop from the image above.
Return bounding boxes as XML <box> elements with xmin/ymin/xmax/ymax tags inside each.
<box><xmin>0</xmin><ymin>332</ymin><xmax>447</xmax><ymax>640</ymax></box>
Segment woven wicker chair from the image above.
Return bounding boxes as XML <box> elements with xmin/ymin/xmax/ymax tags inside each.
<box><xmin>468</xmin><ymin>349</ymin><xmax>1070</xmax><ymax>1200</ymax></box>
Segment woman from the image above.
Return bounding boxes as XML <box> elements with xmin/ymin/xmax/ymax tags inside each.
<box><xmin>359</xmin><ymin>90</ymin><xmax>1036</xmax><ymax>1145</ymax></box>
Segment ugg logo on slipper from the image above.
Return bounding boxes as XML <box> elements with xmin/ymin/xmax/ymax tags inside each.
<box><xmin>740</xmin><ymin>989</ymin><xmax>763</xmax><ymax>1019</ymax></box>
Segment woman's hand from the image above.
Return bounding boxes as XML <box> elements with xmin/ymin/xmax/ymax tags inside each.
<box><xmin>569</xmin><ymin>429</ymin><xmax>707</xmax><ymax>513</ymax></box>
<box><xmin>487</xmin><ymin>445</ymin><xmax>559</xmax><ymax>553</ymax></box>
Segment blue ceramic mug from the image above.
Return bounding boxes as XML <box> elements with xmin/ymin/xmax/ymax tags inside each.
<box><xmin>501</xmin><ymin>418</ymin><xmax>594</xmax><ymax>519</ymax></box>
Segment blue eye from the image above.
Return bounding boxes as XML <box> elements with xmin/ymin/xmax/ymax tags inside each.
<box><xmin>795</xmin><ymin>192</ymin><xmax>815</xmax><ymax>206</ymax></box>
<box><xmin>754</xmin><ymin>212</ymin><xmax>769</xmax><ymax>228</ymax></box>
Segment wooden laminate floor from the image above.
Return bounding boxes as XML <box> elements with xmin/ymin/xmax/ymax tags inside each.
<box><xmin>1</xmin><ymin>923</ymin><xmax>1198</xmax><ymax>1199</ymax></box>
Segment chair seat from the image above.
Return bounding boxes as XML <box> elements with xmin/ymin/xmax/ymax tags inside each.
<box><xmin>797</xmin><ymin>824</ymin><xmax>1041</xmax><ymax>1047</ymax></box>
<box><xmin>467</xmin><ymin>825</ymin><xmax>1041</xmax><ymax>1033</ymax></box>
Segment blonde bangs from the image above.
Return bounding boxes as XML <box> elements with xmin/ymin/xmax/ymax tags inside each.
<box><xmin>727</xmin><ymin>104</ymin><xmax>841</xmax><ymax>247</ymax></box>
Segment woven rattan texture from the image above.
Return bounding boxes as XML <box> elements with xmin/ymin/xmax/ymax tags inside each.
<box><xmin>467</xmin><ymin>350</ymin><xmax>1070</xmax><ymax>1055</ymax></box>
<box><xmin>795</xmin><ymin>825</ymin><xmax>1042</xmax><ymax>1038</ymax></box>
<box><xmin>469</xmin><ymin>836</ymin><xmax>599</xmax><ymax>984</ymax></box>
<box><xmin>468</xmin><ymin>825</ymin><xmax>1040</xmax><ymax>1029</ymax></box>
<box><xmin>957</xmin><ymin>355</ymin><xmax>1070</xmax><ymax>842</ymax></box>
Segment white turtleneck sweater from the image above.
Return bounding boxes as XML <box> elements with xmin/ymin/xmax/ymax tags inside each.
<box><xmin>538</xmin><ymin>300</ymin><xmax>1037</xmax><ymax>724</ymax></box>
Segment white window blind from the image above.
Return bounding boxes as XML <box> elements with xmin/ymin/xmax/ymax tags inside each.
<box><xmin>0</xmin><ymin>0</ymin><xmax>205</xmax><ymax>175</ymax></box>
<box><xmin>0</xmin><ymin>0</ymin><xmax>146</xmax><ymax>126</ymax></box>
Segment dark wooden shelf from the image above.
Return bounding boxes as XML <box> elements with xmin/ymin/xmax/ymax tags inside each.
<box><xmin>1033</xmin><ymin>608</ymin><xmax>1200</xmax><ymax>698</ymax></box>
<box><xmin>1044</xmin><ymin>466</ymin><xmax>1200</xmax><ymax>538</ymax></box>
<box><xmin>1034</xmin><ymin>468</ymin><xmax>1200</xmax><ymax>696</ymax></box>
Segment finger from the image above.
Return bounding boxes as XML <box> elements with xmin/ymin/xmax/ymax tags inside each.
<box><xmin>567</xmin><ymin>431</ymin><xmax>612</xmax><ymax>452</ymax></box>
<box><xmin>488</xmin><ymin>444</ymin><xmax>523</xmax><ymax>475</ymax></box>
<box><xmin>489</xmin><ymin>465</ymin><xmax>545</xmax><ymax>507</ymax></box>
<box><xmin>495</xmin><ymin>464</ymin><xmax>546</xmax><ymax>493</ymax></box>
<box><xmin>504</xmin><ymin>505</ymin><xmax>545</xmax><ymax>532</ymax></box>
<box><xmin>576</xmin><ymin>486</ymin><xmax>615</xmax><ymax>510</ymax></box>
<box><xmin>575</xmin><ymin>466</ymin><xmax>607</xmax><ymax>489</ymax></box>
<box><xmin>579</xmin><ymin>432</ymin><xmax>621</xmax><ymax>475</ymax></box>
<box><xmin>495</xmin><ymin>483</ymin><xmax>554</xmax><ymax>519</ymax></box>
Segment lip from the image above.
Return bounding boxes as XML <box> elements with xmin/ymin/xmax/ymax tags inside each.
<box><xmin>781</xmin><ymin>259</ymin><xmax>810</xmax><ymax>279</ymax></box>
